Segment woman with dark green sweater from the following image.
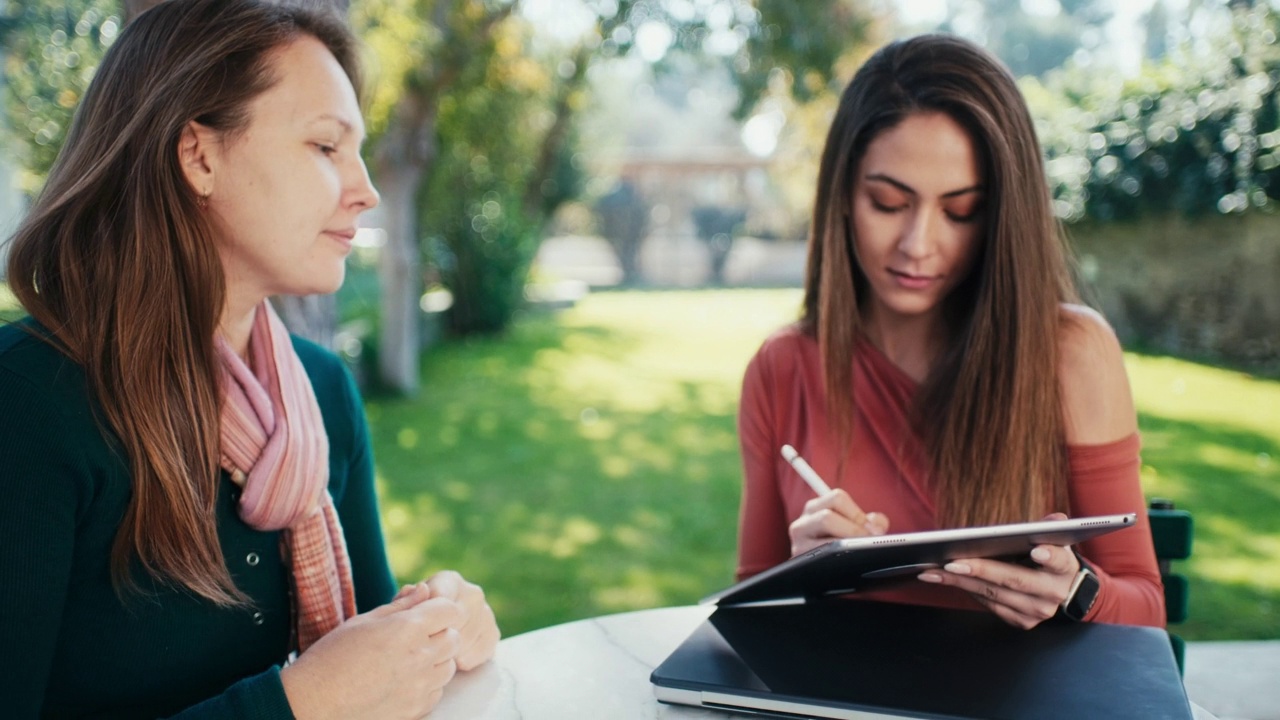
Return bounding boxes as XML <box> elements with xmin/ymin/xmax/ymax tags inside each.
<box><xmin>0</xmin><ymin>1</ymin><xmax>498</xmax><ymax>717</ymax></box>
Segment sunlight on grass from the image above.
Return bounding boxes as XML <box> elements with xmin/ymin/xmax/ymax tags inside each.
<box><xmin>1127</xmin><ymin>353</ymin><xmax>1280</xmax><ymax>440</ymax></box>
<box><xmin>370</xmin><ymin>289</ymin><xmax>800</xmax><ymax>636</ymax></box>
<box><xmin>1126</xmin><ymin>352</ymin><xmax>1280</xmax><ymax>639</ymax></box>
<box><xmin>368</xmin><ymin>289</ymin><xmax>1279</xmax><ymax>640</ymax></box>
<box><xmin>0</xmin><ymin>283</ymin><xmax>21</xmax><ymax>322</ymax></box>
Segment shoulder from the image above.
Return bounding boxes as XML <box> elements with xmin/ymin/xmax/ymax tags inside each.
<box><xmin>0</xmin><ymin>318</ymin><xmax>54</xmax><ymax>364</ymax></box>
<box><xmin>0</xmin><ymin>320</ymin><xmax>90</xmax><ymax>413</ymax></box>
<box><xmin>291</xmin><ymin>335</ymin><xmax>361</xmax><ymax>406</ymax></box>
<box><xmin>742</xmin><ymin>324</ymin><xmax>822</xmax><ymax>411</ymax></box>
<box><xmin>290</xmin><ymin>333</ymin><xmax>365</xmax><ymax>436</ymax></box>
<box><xmin>1056</xmin><ymin>304</ymin><xmax>1125</xmax><ymax>383</ymax></box>
<box><xmin>0</xmin><ymin>322</ymin><xmax>106</xmax><ymax>497</ymax></box>
<box><xmin>752</xmin><ymin>324</ymin><xmax>816</xmax><ymax>368</ymax></box>
<box><xmin>1056</xmin><ymin>304</ymin><xmax>1137</xmax><ymax>444</ymax></box>
<box><xmin>291</xmin><ymin>334</ymin><xmax>349</xmax><ymax>384</ymax></box>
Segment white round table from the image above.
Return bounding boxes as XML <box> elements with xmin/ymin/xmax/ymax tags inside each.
<box><xmin>429</xmin><ymin>605</ymin><xmax>1216</xmax><ymax>719</ymax></box>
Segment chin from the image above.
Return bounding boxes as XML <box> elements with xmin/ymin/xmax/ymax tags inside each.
<box><xmin>309</xmin><ymin>267</ymin><xmax>347</xmax><ymax>295</ymax></box>
<box><xmin>876</xmin><ymin>292</ymin><xmax>942</xmax><ymax>317</ymax></box>
<box><xmin>282</xmin><ymin>277</ymin><xmax>344</xmax><ymax>298</ymax></box>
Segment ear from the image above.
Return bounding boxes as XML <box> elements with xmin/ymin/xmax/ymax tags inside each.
<box><xmin>177</xmin><ymin>120</ymin><xmax>220</xmax><ymax>198</ymax></box>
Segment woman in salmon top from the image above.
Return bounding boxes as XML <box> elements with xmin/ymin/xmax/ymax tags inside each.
<box><xmin>736</xmin><ymin>34</ymin><xmax>1164</xmax><ymax>629</ymax></box>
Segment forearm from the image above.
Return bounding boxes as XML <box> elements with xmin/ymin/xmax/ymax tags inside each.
<box><xmin>164</xmin><ymin>668</ymin><xmax>295</xmax><ymax>720</ymax></box>
<box><xmin>1067</xmin><ymin>434</ymin><xmax>1165</xmax><ymax>627</ymax></box>
<box><xmin>1085</xmin><ymin>566</ymin><xmax>1166</xmax><ymax>627</ymax></box>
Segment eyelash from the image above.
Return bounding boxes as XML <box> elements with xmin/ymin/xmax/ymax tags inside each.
<box><xmin>870</xmin><ymin>199</ymin><xmax>906</xmax><ymax>214</ymax></box>
<box><xmin>313</xmin><ymin>143</ymin><xmax>338</xmax><ymax>157</ymax></box>
<box><xmin>869</xmin><ymin>199</ymin><xmax>980</xmax><ymax>224</ymax></box>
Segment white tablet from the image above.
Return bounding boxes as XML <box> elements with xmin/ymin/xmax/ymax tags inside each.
<box><xmin>704</xmin><ymin>513</ymin><xmax>1137</xmax><ymax>607</ymax></box>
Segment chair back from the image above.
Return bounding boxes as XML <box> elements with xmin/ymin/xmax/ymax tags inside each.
<box><xmin>1149</xmin><ymin>498</ymin><xmax>1193</xmax><ymax>675</ymax></box>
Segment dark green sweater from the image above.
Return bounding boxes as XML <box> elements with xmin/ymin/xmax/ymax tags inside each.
<box><xmin>0</xmin><ymin>319</ymin><xmax>398</xmax><ymax>719</ymax></box>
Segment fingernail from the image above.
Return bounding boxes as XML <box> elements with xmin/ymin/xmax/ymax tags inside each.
<box><xmin>918</xmin><ymin>572</ymin><xmax>942</xmax><ymax>583</ymax></box>
<box><xmin>944</xmin><ymin>562</ymin><xmax>971</xmax><ymax>575</ymax></box>
<box><xmin>865</xmin><ymin>513</ymin><xmax>886</xmax><ymax>535</ymax></box>
<box><xmin>1031</xmin><ymin>547</ymin><xmax>1051</xmax><ymax>563</ymax></box>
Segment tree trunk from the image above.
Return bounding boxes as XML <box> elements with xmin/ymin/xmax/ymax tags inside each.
<box><xmin>374</xmin><ymin>166</ymin><xmax>423</xmax><ymax>395</ymax></box>
<box><xmin>522</xmin><ymin>43</ymin><xmax>592</xmax><ymax>217</ymax></box>
<box><xmin>371</xmin><ymin>80</ymin><xmax>438</xmax><ymax>394</ymax></box>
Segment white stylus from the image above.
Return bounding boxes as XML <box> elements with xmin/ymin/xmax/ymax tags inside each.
<box><xmin>780</xmin><ymin>444</ymin><xmax>833</xmax><ymax>496</ymax></box>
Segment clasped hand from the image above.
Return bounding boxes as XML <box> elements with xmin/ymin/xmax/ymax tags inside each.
<box><xmin>281</xmin><ymin>570</ymin><xmax>500</xmax><ymax>720</ymax></box>
<box><xmin>790</xmin><ymin>496</ymin><xmax>1080</xmax><ymax>630</ymax></box>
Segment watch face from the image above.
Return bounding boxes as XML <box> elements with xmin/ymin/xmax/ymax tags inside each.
<box><xmin>1066</xmin><ymin>570</ymin><xmax>1101</xmax><ymax>621</ymax></box>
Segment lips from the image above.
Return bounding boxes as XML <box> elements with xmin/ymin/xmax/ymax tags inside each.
<box><xmin>324</xmin><ymin>228</ymin><xmax>357</xmax><ymax>251</ymax></box>
<box><xmin>887</xmin><ymin>268</ymin><xmax>940</xmax><ymax>289</ymax></box>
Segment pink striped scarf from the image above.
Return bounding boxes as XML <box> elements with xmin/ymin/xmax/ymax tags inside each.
<box><xmin>217</xmin><ymin>301</ymin><xmax>356</xmax><ymax>652</ymax></box>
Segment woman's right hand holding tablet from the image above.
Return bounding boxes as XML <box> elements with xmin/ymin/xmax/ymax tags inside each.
<box><xmin>788</xmin><ymin>489</ymin><xmax>890</xmax><ymax>556</ymax></box>
<box><xmin>281</xmin><ymin>583</ymin><xmax>462</xmax><ymax>720</ymax></box>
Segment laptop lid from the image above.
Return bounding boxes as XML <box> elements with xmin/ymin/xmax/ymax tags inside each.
<box><xmin>651</xmin><ymin>600</ymin><xmax>1193</xmax><ymax>720</ymax></box>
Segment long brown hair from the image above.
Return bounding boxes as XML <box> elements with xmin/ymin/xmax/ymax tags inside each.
<box><xmin>5</xmin><ymin>0</ymin><xmax>360</xmax><ymax>604</ymax></box>
<box><xmin>800</xmin><ymin>34</ymin><xmax>1075</xmax><ymax>528</ymax></box>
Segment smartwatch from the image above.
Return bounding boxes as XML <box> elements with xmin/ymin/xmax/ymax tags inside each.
<box><xmin>1059</xmin><ymin>555</ymin><xmax>1101</xmax><ymax>622</ymax></box>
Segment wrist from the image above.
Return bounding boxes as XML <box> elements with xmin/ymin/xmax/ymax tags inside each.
<box><xmin>280</xmin><ymin>662</ymin><xmax>328</xmax><ymax>720</ymax></box>
<box><xmin>1058</xmin><ymin>552</ymin><xmax>1101</xmax><ymax>622</ymax></box>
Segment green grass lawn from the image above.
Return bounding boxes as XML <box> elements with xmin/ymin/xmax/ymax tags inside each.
<box><xmin>0</xmin><ymin>283</ymin><xmax>21</xmax><ymax>323</ymax></box>
<box><xmin>369</xmin><ymin>289</ymin><xmax>1280</xmax><ymax>641</ymax></box>
<box><xmin>1128</xmin><ymin>354</ymin><xmax>1280</xmax><ymax>639</ymax></box>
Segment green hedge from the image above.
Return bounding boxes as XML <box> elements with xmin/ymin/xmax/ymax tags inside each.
<box><xmin>1029</xmin><ymin>4</ymin><xmax>1280</xmax><ymax>223</ymax></box>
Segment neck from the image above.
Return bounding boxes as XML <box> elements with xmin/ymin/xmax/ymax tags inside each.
<box><xmin>860</xmin><ymin>306</ymin><xmax>946</xmax><ymax>383</ymax></box>
<box><xmin>220</xmin><ymin>291</ymin><xmax>264</xmax><ymax>360</ymax></box>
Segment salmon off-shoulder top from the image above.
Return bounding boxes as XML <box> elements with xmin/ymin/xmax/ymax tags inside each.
<box><xmin>736</xmin><ymin>326</ymin><xmax>1165</xmax><ymax>627</ymax></box>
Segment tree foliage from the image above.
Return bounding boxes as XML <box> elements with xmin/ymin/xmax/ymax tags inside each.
<box><xmin>937</xmin><ymin>0</ymin><xmax>1112</xmax><ymax>79</ymax></box>
<box><xmin>0</xmin><ymin>0</ymin><xmax>119</xmax><ymax>193</ymax></box>
<box><xmin>419</xmin><ymin>16</ymin><xmax>563</xmax><ymax>334</ymax></box>
<box><xmin>1031</xmin><ymin>2</ymin><xmax>1280</xmax><ymax>223</ymax></box>
<box><xmin>734</xmin><ymin>0</ymin><xmax>874</xmax><ymax>117</ymax></box>
<box><xmin>13</xmin><ymin>0</ymin><xmax>1277</xmax><ymax>354</ymax></box>
<box><xmin>356</xmin><ymin>0</ymin><xmax>874</xmax><ymax>336</ymax></box>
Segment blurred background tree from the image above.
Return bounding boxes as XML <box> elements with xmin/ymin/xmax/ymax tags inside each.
<box><xmin>0</xmin><ymin>0</ymin><xmax>118</xmax><ymax>196</ymax></box>
<box><xmin>3</xmin><ymin>0</ymin><xmax>1278</xmax><ymax>372</ymax></box>
<box><xmin>1031</xmin><ymin>1</ymin><xmax>1280</xmax><ymax>223</ymax></box>
<box><xmin>935</xmin><ymin>0</ymin><xmax>1113</xmax><ymax>79</ymax></box>
<box><xmin>0</xmin><ymin>0</ymin><xmax>876</xmax><ymax>393</ymax></box>
<box><xmin>353</xmin><ymin>0</ymin><xmax>875</xmax><ymax>392</ymax></box>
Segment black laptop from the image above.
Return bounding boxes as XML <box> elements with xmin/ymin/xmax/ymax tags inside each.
<box><xmin>651</xmin><ymin>515</ymin><xmax>1193</xmax><ymax>719</ymax></box>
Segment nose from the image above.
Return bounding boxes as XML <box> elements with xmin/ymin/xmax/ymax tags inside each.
<box><xmin>896</xmin><ymin>207</ymin><xmax>936</xmax><ymax>260</ymax></box>
<box><xmin>347</xmin><ymin>156</ymin><xmax>380</xmax><ymax>212</ymax></box>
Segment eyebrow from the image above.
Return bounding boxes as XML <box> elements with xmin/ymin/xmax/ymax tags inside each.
<box><xmin>310</xmin><ymin>114</ymin><xmax>365</xmax><ymax>143</ymax></box>
<box><xmin>864</xmin><ymin>173</ymin><xmax>983</xmax><ymax>199</ymax></box>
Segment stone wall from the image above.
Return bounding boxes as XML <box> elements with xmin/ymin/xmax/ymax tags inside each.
<box><xmin>1067</xmin><ymin>214</ymin><xmax>1280</xmax><ymax>369</ymax></box>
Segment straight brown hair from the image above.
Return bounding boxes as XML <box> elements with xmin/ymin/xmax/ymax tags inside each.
<box><xmin>5</xmin><ymin>0</ymin><xmax>360</xmax><ymax>604</ymax></box>
<box><xmin>800</xmin><ymin>34</ymin><xmax>1075</xmax><ymax>528</ymax></box>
